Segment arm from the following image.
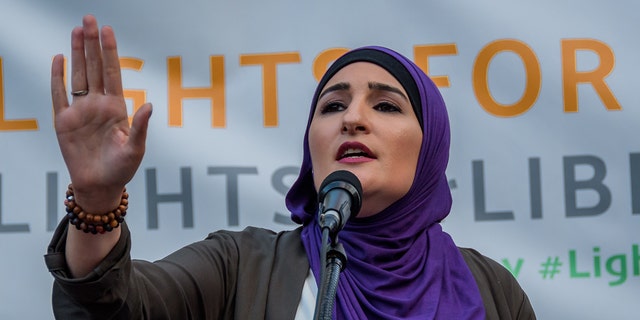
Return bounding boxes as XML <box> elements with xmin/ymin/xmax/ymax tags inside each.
<box><xmin>459</xmin><ymin>248</ymin><xmax>537</xmax><ymax>320</ymax></box>
<box><xmin>45</xmin><ymin>224</ymin><xmax>308</xmax><ymax>319</ymax></box>
<box><xmin>46</xmin><ymin>221</ymin><xmax>236</xmax><ymax>319</ymax></box>
<box><xmin>47</xmin><ymin>15</ymin><xmax>240</xmax><ymax>319</ymax></box>
<box><xmin>50</xmin><ymin>14</ymin><xmax>151</xmax><ymax>278</ymax></box>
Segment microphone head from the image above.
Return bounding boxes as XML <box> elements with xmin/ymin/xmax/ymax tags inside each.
<box><xmin>318</xmin><ymin>170</ymin><xmax>363</xmax><ymax>217</ymax></box>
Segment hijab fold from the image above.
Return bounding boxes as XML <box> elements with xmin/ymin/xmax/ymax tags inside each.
<box><xmin>286</xmin><ymin>46</ymin><xmax>485</xmax><ymax>319</ymax></box>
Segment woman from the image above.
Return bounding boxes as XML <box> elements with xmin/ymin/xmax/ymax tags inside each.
<box><xmin>45</xmin><ymin>15</ymin><xmax>535</xmax><ymax>319</ymax></box>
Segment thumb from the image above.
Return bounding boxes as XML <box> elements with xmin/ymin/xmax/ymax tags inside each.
<box><xmin>129</xmin><ymin>103</ymin><xmax>152</xmax><ymax>151</ymax></box>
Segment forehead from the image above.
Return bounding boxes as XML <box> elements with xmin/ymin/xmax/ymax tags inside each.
<box><xmin>321</xmin><ymin>62</ymin><xmax>406</xmax><ymax>91</ymax></box>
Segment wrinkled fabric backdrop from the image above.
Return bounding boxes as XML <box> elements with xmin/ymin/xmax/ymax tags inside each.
<box><xmin>0</xmin><ymin>1</ymin><xmax>637</xmax><ymax>319</ymax></box>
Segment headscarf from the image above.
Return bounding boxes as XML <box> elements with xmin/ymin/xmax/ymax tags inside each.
<box><xmin>286</xmin><ymin>46</ymin><xmax>485</xmax><ymax>319</ymax></box>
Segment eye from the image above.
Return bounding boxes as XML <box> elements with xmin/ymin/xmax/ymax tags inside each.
<box><xmin>319</xmin><ymin>101</ymin><xmax>347</xmax><ymax>114</ymax></box>
<box><xmin>374</xmin><ymin>102</ymin><xmax>401</xmax><ymax>113</ymax></box>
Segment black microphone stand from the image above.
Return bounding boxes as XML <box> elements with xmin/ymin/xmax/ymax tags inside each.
<box><xmin>313</xmin><ymin>170</ymin><xmax>361</xmax><ymax>319</ymax></box>
<box><xmin>313</xmin><ymin>228</ymin><xmax>348</xmax><ymax>320</ymax></box>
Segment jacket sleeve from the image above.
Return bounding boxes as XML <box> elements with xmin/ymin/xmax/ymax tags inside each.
<box><xmin>44</xmin><ymin>217</ymin><xmax>238</xmax><ymax>320</ymax></box>
<box><xmin>459</xmin><ymin>247</ymin><xmax>537</xmax><ymax>320</ymax></box>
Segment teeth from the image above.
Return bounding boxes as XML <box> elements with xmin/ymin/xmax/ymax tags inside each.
<box><xmin>343</xmin><ymin>148</ymin><xmax>365</xmax><ymax>157</ymax></box>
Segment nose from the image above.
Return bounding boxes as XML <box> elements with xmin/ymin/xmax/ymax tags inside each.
<box><xmin>341</xmin><ymin>99</ymin><xmax>369</xmax><ymax>134</ymax></box>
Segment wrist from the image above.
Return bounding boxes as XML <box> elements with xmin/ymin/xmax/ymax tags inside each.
<box><xmin>65</xmin><ymin>184</ymin><xmax>128</xmax><ymax>234</ymax></box>
<box><xmin>71</xmin><ymin>185</ymin><xmax>126</xmax><ymax>213</ymax></box>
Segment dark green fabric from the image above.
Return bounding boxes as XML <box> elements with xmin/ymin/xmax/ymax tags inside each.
<box><xmin>460</xmin><ymin>248</ymin><xmax>537</xmax><ymax>319</ymax></box>
<box><xmin>45</xmin><ymin>219</ymin><xmax>535</xmax><ymax>319</ymax></box>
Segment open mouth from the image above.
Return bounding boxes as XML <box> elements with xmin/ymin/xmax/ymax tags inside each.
<box><xmin>337</xmin><ymin>142</ymin><xmax>375</xmax><ymax>160</ymax></box>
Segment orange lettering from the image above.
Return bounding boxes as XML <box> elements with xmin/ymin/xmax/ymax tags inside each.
<box><xmin>239</xmin><ymin>52</ymin><xmax>301</xmax><ymax>127</ymax></box>
<box><xmin>312</xmin><ymin>48</ymin><xmax>349</xmax><ymax>82</ymax></box>
<box><xmin>167</xmin><ymin>56</ymin><xmax>226</xmax><ymax>127</ymax></box>
<box><xmin>0</xmin><ymin>57</ymin><xmax>38</xmax><ymax>131</ymax></box>
<box><xmin>473</xmin><ymin>39</ymin><xmax>541</xmax><ymax>117</ymax></box>
<box><xmin>561</xmin><ymin>39</ymin><xmax>621</xmax><ymax>112</ymax></box>
<box><xmin>414</xmin><ymin>44</ymin><xmax>458</xmax><ymax>87</ymax></box>
<box><xmin>120</xmin><ymin>57</ymin><xmax>147</xmax><ymax>125</ymax></box>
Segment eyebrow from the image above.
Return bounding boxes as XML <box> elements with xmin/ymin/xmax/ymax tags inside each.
<box><xmin>318</xmin><ymin>82</ymin><xmax>350</xmax><ymax>100</ymax></box>
<box><xmin>318</xmin><ymin>81</ymin><xmax>408</xmax><ymax>102</ymax></box>
<box><xmin>368</xmin><ymin>82</ymin><xmax>408</xmax><ymax>101</ymax></box>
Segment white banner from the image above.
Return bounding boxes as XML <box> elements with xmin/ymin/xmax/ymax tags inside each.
<box><xmin>0</xmin><ymin>0</ymin><xmax>637</xmax><ymax>318</ymax></box>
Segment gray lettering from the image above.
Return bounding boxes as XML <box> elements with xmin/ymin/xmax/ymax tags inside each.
<box><xmin>146</xmin><ymin>167</ymin><xmax>194</xmax><ymax>229</ymax></box>
<box><xmin>529</xmin><ymin>158</ymin><xmax>542</xmax><ymax>219</ymax></box>
<box><xmin>0</xmin><ymin>174</ymin><xmax>30</xmax><ymax>232</ymax></box>
<box><xmin>630</xmin><ymin>153</ymin><xmax>640</xmax><ymax>214</ymax></box>
<box><xmin>271</xmin><ymin>166</ymin><xmax>299</xmax><ymax>225</ymax></box>
<box><xmin>46</xmin><ymin>172</ymin><xmax>59</xmax><ymax>231</ymax></box>
<box><xmin>564</xmin><ymin>155</ymin><xmax>611</xmax><ymax>217</ymax></box>
<box><xmin>472</xmin><ymin>160</ymin><xmax>514</xmax><ymax>221</ymax></box>
<box><xmin>207</xmin><ymin>166</ymin><xmax>258</xmax><ymax>226</ymax></box>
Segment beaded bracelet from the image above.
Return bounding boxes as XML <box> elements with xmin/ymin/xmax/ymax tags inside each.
<box><xmin>65</xmin><ymin>184</ymin><xmax>128</xmax><ymax>234</ymax></box>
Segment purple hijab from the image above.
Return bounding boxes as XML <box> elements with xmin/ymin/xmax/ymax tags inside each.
<box><xmin>285</xmin><ymin>46</ymin><xmax>485</xmax><ymax>319</ymax></box>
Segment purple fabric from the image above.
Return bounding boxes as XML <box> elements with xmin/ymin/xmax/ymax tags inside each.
<box><xmin>285</xmin><ymin>46</ymin><xmax>485</xmax><ymax>319</ymax></box>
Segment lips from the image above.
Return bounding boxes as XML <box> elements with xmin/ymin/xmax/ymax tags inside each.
<box><xmin>336</xmin><ymin>142</ymin><xmax>375</xmax><ymax>160</ymax></box>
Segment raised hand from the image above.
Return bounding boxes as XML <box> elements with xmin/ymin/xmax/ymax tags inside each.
<box><xmin>51</xmin><ymin>15</ymin><xmax>152</xmax><ymax>213</ymax></box>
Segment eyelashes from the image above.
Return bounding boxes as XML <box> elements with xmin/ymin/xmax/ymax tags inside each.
<box><xmin>374</xmin><ymin>102</ymin><xmax>401</xmax><ymax>113</ymax></box>
<box><xmin>318</xmin><ymin>100</ymin><xmax>402</xmax><ymax>115</ymax></box>
<box><xmin>319</xmin><ymin>101</ymin><xmax>347</xmax><ymax>114</ymax></box>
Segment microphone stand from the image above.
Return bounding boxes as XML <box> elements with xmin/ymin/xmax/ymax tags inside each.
<box><xmin>313</xmin><ymin>228</ymin><xmax>348</xmax><ymax>320</ymax></box>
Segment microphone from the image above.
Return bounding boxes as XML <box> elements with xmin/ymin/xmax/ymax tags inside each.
<box><xmin>317</xmin><ymin>170</ymin><xmax>362</xmax><ymax>241</ymax></box>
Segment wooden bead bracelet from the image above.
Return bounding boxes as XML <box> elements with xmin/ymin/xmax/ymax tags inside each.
<box><xmin>65</xmin><ymin>184</ymin><xmax>128</xmax><ymax>234</ymax></box>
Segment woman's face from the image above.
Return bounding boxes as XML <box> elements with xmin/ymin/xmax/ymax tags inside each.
<box><xmin>309</xmin><ymin>62</ymin><xmax>423</xmax><ymax>218</ymax></box>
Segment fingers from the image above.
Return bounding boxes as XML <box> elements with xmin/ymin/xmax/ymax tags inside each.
<box><xmin>51</xmin><ymin>54</ymin><xmax>70</xmax><ymax>115</ymax></box>
<box><xmin>62</xmin><ymin>14</ymin><xmax>133</xmax><ymax>118</ymax></box>
<box><xmin>101</xmin><ymin>26</ymin><xmax>123</xmax><ymax>96</ymax></box>
<box><xmin>70</xmin><ymin>26</ymin><xmax>87</xmax><ymax>93</ymax></box>
<box><xmin>70</xmin><ymin>14</ymin><xmax>123</xmax><ymax>99</ymax></box>
<box><xmin>82</xmin><ymin>15</ymin><xmax>104</xmax><ymax>93</ymax></box>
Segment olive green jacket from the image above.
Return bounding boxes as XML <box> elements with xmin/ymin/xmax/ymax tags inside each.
<box><xmin>45</xmin><ymin>219</ymin><xmax>536</xmax><ymax>319</ymax></box>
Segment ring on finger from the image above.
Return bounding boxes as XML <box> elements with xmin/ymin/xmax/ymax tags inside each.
<box><xmin>71</xmin><ymin>90</ymin><xmax>89</xmax><ymax>97</ymax></box>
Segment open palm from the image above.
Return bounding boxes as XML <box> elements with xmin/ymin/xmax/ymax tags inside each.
<box><xmin>50</xmin><ymin>15</ymin><xmax>152</xmax><ymax>212</ymax></box>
